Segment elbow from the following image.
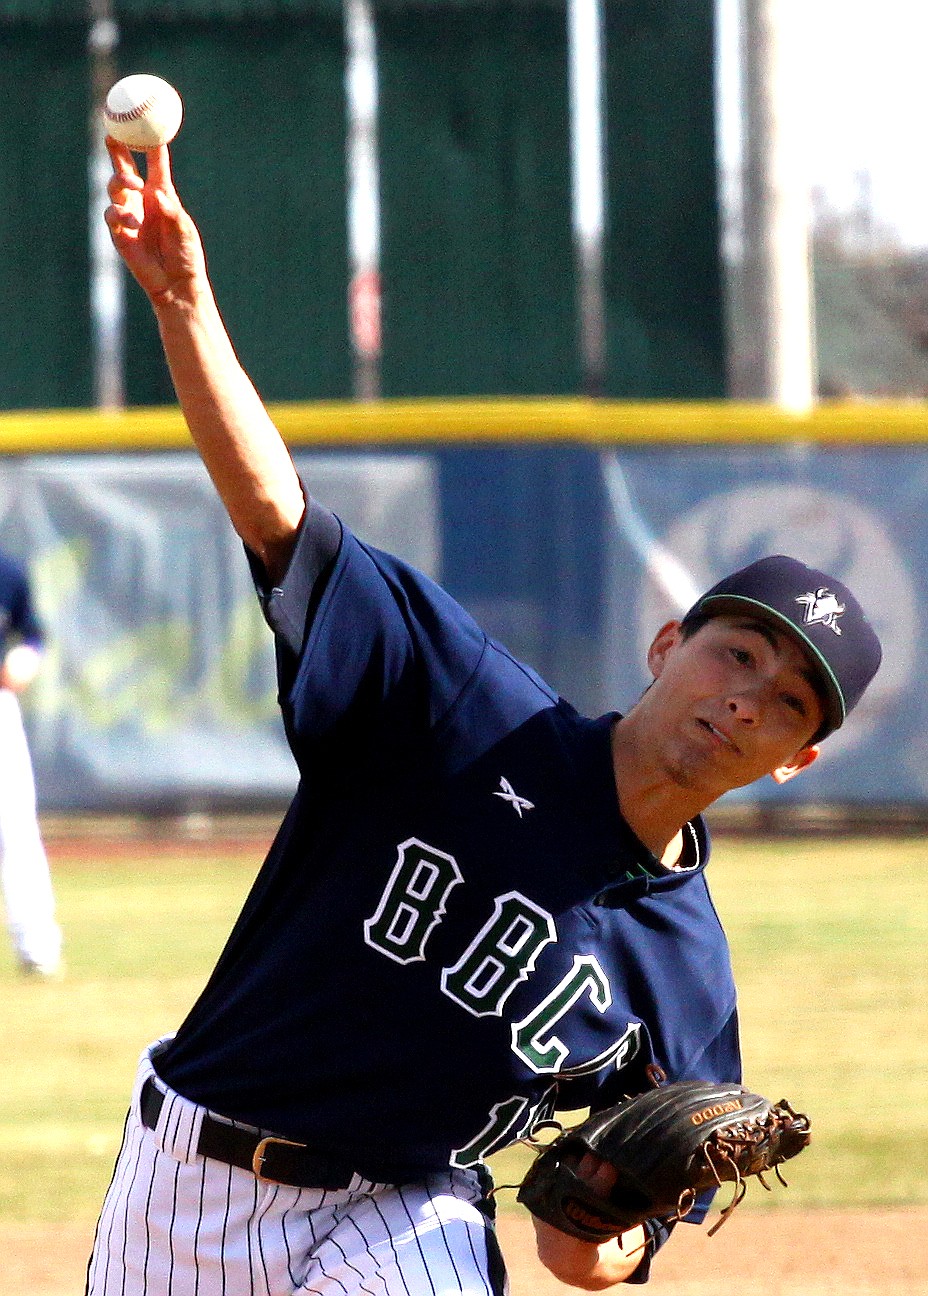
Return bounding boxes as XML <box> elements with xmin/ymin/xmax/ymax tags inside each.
<box><xmin>233</xmin><ymin>492</ymin><xmax>305</xmax><ymax>587</ymax></box>
<box><xmin>252</xmin><ymin>535</ymin><xmax>298</xmax><ymax>588</ymax></box>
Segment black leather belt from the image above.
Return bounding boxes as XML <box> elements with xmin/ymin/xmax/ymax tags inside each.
<box><xmin>139</xmin><ymin>1076</ymin><xmax>355</xmax><ymax>1190</ymax></box>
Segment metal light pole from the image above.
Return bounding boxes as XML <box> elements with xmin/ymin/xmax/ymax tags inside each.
<box><xmin>567</xmin><ymin>0</ymin><xmax>607</xmax><ymax>396</ymax></box>
<box><xmin>740</xmin><ymin>0</ymin><xmax>816</xmax><ymax>411</ymax></box>
<box><xmin>88</xmin><ymin>0</ymin><xmax>125</xmax><ymax>409</ymax></box>
<box><xmin>344</xmin><ymin>0</ymin><xmax>382</xmax><ymax>401</ymax></box>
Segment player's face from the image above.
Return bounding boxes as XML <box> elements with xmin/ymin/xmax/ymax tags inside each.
<box><xmin>642</xmin><ymin>615</ymin><xmax>825</xmax><ymax>797</ymax></box>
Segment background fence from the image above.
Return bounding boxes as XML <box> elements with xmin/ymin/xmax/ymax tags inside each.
<box><xmin>1</xmin><ymin>3</ymin><xmax>922</xmax><ymax>816</ymax></box>
<box><xmin>0</xmin><ymin>0</ymin><xmax>720</xmax><ymax>407</ymax></box>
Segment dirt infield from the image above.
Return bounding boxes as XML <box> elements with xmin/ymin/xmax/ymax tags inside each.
<box><xmin>500</xmin><ymin>1208</ymin><xmax>928</xmax><ymax>1294</ymax></box>
<box><xmin>4</xmin><ymin>1208</ymin><xmax>926</xmax><ymax>1296</ymax></box>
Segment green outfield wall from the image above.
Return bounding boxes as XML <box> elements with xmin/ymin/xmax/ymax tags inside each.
<box><xmin>0</xmin><ymin>0</ymin><xmax>721</xmax><ymax>406</ymax></box>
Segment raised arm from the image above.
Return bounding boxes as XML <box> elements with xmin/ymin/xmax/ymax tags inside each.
<box><xmin>104</xmin><ymin>139</ymin><xmax>305</xmax><ymax>584</ymax></box>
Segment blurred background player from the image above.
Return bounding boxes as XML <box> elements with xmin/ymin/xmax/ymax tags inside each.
<box><xmin>0</xmin><ymin>546</ymin><xmax>63</xmax><ymax>978</ymax></box>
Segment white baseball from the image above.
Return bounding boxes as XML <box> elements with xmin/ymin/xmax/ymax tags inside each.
<box><xmin>104</xmin><ymin>74</ymin><xmax>183</xmax><ymax>151</ymax></box>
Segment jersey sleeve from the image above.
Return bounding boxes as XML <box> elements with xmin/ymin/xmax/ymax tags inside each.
<box><xmin>246</xmin><ymin>493</ymin><xmax>342</xmax><ymax>663</ymax></box>
<box><xmin>675</xmin><ymin>1006</ymin><xmax>742</xmax><ymax>1086</ymax></box>
<box><xmin>248</xmin><ymin>489</ymin><xmax>487</xmax><ymax>763</ymax></box>
<box><xmin>2</xmin><ymin>557</ymin><xmax>44</xmax><ymax>651</ymax></box>
<box><xmin>660</xmin><ymin>1008</ymin><xmax>743</xmax><ymax>1229</ymax></box>
<box><xmin>622</xmin><ymin>1217</ymin><xmax>676</xmax><ymax>1286</ymax></box>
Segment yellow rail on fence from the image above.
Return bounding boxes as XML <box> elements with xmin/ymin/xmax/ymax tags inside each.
<box><xmin>1</xmin><ymin>397</ymin><xmax>928</xmax><ymax>453</ymax></box>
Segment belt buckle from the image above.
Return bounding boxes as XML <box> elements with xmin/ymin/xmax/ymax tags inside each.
<box><xmin>252</xmin><ymin>1134</ymin><xmax>306</xmax><ymax>1184</ymax></box>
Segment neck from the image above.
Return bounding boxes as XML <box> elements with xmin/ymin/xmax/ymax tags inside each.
<box><xmin>660</xmin><ymin>829</ymin><xmax>685</xmax><ymax>870</ymax></box>
<box><xmin>609</xmin><ymin>715</ymin><xmax>711</xmax><ymax>859</ymax></box>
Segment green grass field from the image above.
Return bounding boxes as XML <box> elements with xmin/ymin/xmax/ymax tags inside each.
<box><xmin>1</xmin><ymin>834</ymin><xmax>925</xmax><ymax>1227</ymax></box>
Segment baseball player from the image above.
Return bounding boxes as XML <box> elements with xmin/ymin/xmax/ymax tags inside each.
<box><xmin>0</xmin><ymin>547</ymin><xmax>62</xmax><ymax>978</ymax></box>
<box><xmin>89</xmin><ymin>140</ymin><xmax>882</xmax><ymax>1295</ymax></box>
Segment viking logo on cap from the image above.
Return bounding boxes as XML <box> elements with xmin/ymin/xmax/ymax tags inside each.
<box><xmin>796</xmin><ymin>588</ymin><xmax>846</xmax><ymax>635</ymax></box>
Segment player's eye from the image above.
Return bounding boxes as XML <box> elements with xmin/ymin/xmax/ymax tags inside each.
<box><xmin>781</xmin><ymin>692</ymin><xmax>807</xmax><ymax>717</ymax></box>
<box><xmin>729</xmin><ymin>647</ymin><xmax>752</xmax><ymax>665</ymax></box>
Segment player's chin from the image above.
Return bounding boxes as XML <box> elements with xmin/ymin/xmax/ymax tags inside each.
<box><xmin>673</xmin><ymin>748</ymin><xmax>782</xmax><ymax>805</ymax></box>
<box><xmin>662</xmin><ymin>734</ymin><xmax>744</xmax><ymax>793</ymax></box>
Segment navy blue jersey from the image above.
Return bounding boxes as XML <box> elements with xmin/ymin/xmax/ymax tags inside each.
<box><xmin>0</xmin><ymin>550</ymin><xmax>43</xmax><ymax>657</ymax></box>
<box><xmin>158</xmin><ymin>500</ymin><xmax>739</xmax><ymax>1191</ymax></box>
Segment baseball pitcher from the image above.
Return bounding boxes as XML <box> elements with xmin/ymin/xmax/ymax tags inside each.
<box><xmin>87</xmin><ymin>139</ymin><xmax>882</xmax><ymax>1296</ymax></box>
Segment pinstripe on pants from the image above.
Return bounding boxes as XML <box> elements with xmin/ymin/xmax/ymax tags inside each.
<box><xmin>85</xmin><ymin>1047</ymin><xmax>509</xmax><ymax>1296</ymax></box>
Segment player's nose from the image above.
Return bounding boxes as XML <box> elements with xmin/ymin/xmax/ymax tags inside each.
<box><xmin>726</xmin><ymin>690</ymin><xmax>763</xmax><ymax>725</ymax></box>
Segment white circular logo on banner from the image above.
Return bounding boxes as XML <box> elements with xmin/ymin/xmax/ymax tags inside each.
<box><xmin>636</xmin><ymin>484</ymin><xmax>912</xmax><ymax>758</ymax></box>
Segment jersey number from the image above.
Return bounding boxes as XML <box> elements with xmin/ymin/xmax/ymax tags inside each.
<box><xmin>450</xmin><ymin>1088</ymin><xmax>557</xmax><ymax>1168</ymax></box>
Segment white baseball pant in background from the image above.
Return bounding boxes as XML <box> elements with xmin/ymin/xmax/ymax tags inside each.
<box><xmin>0</xmin><ymin>688</ymin><xmax>62</xmax><ymax>975</ymax></box>
<box><xmin>86</xmin><ymin>1042</ymin><xmax>508</xmax><ymax>1296</ymax></box>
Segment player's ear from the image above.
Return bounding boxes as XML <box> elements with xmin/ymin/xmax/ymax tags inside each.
<box><xmin>647</xmin><ymin>621</ymin><xmax>683</xmax><ymax>680</ymax></box>
<box><xmin>770</xmin><ymin>744</ymin><xmax>820</xmax><ymax>785</ymax></box>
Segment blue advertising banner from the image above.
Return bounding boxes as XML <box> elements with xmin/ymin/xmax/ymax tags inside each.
<box><xmin>0</xmin><ymin>442</ymin><xmax>917</xmax><ymax>811</ymax></box>
<box><xmin>599</xmin><ymin>445</ymin><xmax>915</xmax><ymax>805</ymax></box>
<box><xmin>0</xmin><ymin>453</ymin><xmax>438</xmax><ymax>810</ymax></box>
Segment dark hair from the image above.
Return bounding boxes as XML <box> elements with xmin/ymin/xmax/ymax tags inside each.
<box><xmin>678</xmin><ymin>612</ymin><xmax>712</xmax><ymax>641</ymax></box>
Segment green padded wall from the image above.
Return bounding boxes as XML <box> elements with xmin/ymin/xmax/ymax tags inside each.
<box><xmin>117</xmin><ymin>15</ymin><xmax>352</xmax><ymax>405</ymax></box>
<box><xmin>0</xmin><ymin>0</ymin><xmax>82</xmax><ymax>19</ymax></box>
<box><xmin>375</xmin><ymin>2</ymin><xmax>579</xmax><ymax>397</ymax></box>
<box><xmin>0</xmin><ymin>24</ymin><xmax>92</xmax><ymax>409</ymax></box>
<box><xmin>115</xmin><ymin>0</ymin><xmax>341</xmax><ymax>15</ymax></box>
<box><xmin>0</xmin><ymin>0</ymin><xmax>724</xmax><ymax>410</ymax></box>
<box><xmin>602</xmin><ymin>0</ymin><xmax>725</xmax><ymax>397</ymax></box>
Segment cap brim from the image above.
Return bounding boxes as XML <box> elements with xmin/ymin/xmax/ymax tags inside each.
<box><xmin>695</xmin><ymin>593</ymin><xmax>846</xmax><ymax>738</ymax></box>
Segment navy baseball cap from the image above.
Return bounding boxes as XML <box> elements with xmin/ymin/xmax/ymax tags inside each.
<box><xmin>681</xmin><ymin>555</ymin><xmax>882</xmax><ymax>742</ymax></box>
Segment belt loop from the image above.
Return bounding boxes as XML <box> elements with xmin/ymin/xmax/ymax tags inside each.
<box><xmin>140</xmin><ymin>1076</ymin><xmax>205</xmax><ymax>1167</ymax></box>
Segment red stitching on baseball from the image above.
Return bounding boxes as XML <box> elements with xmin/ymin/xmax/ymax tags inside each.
<box><xmin>106</xmin><ymin>96</ymin><xmax>158</xmax><ymax>124</ymax></box>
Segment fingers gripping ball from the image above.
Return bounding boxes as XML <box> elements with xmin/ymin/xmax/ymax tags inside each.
<box><xmin>517</xmin><ymin>1080</ymin><xmax>811</xmax><ymax>1242</ymax></box>
<box><xmin>104</xmin><ymin>75</ymin><xmax>183</xmax><ymax>151</ymax></box>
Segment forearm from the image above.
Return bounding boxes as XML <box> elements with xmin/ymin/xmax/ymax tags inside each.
<box><xmin>532</xmin><ymin>1219</ymin><xmax>647</xmax><ymax>1290</ymax></box>
<box><xmin>105</xmin><ymin>140</ymin><xmax>306</xmax><ymax>583</ymax></box>
<box><xmin>153</xmin><ymin>282</ymin><xmax>305</xmax><ymax>584</ymax></box>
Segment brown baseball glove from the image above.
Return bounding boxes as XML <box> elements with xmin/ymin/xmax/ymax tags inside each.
<box><xmin>517</xmin><ymin>1078</ymin><xmax>811</xmax><ymax>1242</ymax></box>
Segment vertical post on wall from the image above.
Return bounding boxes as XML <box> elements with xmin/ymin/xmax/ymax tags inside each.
<box><xmin>345</xmin><ymin>0</ymin><xmax>382</xmax><ymax>401</ymax></box>
<box><xmin>87</xmin><ymin>0</ymin><xmax>125</xmax><ymax>409</ymax></box>
<box><xmin>567</xmin><ymin>0</ymin><xmax>606</xmax><ymax>396</ymax></box>
<box><xmin>740</xmin><ymin>0</ymin><xmax>816</xmax><ymax>411</ymax></box>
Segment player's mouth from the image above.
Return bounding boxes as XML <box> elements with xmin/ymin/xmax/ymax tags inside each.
<box><xmin>695</xmin><ymin>718</ymin><xmax>741</xmax><ymax>754</ymax></box>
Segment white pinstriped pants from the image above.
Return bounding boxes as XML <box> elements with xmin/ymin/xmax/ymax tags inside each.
<box><xmin>86</xmin><ymin>1044</ymin><xmax>509</xmax><ymax>1296</ymax></box>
